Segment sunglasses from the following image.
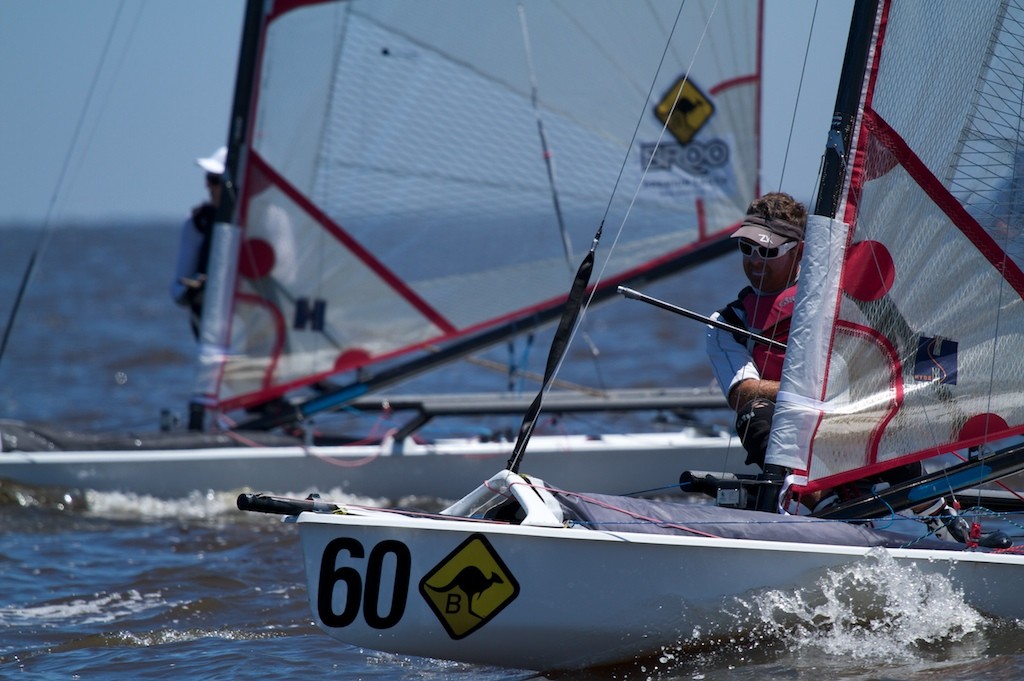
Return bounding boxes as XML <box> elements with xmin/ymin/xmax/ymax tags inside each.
<box><xmin>738</xmin><ymin>239</ymin><xmax>798</xmax><ymax>260</ymax></box>
<box><xmin>206</xmin><ymin>173</ymin><xmax>222</xmax><ymax>186</ymax></box>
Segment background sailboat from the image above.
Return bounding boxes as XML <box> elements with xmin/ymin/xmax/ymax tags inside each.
<box><xmin>193</xmin><ymin>0</ymin><xmax>762</xmax><ymax>425</ymax></box>
<box><xmin>1</xmin><ymin>0</ymin><xmax>772</xmax><ymax>500</ymax></box>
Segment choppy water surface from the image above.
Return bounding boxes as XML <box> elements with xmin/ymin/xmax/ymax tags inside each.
<box><xmin>2</xmin><ymin>225</ymin><xmax>1024</xmax><ymax>679</ymax></box>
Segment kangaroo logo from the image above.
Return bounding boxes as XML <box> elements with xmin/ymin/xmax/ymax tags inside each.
<box><xmin>426</xmin><ymin>565</ymin><xmax>505</xmax><ymax>619</ymax></box>
<box><xmin>653</xmin><ymin>76</ymin><xmax>714</xmax><ymax>145</ymax></box>
<box><xmin>419</xmin><ymin>534</ymin><xmax>520</xmax><ymax>639</ymax></box>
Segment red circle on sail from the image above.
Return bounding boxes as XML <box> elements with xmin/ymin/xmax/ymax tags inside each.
<box><xmin>238</xmin><ymin>238</ymin><xmax>276</xmax><ymax>279</ymax></box>
<box><xmin>959</xmin><ymin>413</ymin><xmax>1009</xmax><ymax>442</ymax></box>
<box><xmin>335</xmin><ymin>349</ymin><xmax>372</xmax><ymax>372</ymax></box>
<box><xmin>842</xmin><ymin>240</ymin><xmax>895</xmax><ymax>302</ymax></box>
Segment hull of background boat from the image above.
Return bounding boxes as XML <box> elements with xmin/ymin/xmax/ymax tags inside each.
<box><xmin>294</xmin><ymin>507</ymin><xmax>1024</xmax><ymax>672</ymax></box>
<box><xmin>0</xmin><ymin>429</ymin><xmax>745</xmax><ymax>500</ymax></box>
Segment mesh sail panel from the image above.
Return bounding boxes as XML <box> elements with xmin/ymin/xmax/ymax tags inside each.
<box><xmin>201</xmin><ymin>0</ymin><xmax>762</xmax><ymax>409</ymax></box>
<box><xmin>769</xmin><ymin>0</ymin><xmax>1024</xmax><ymax>489</ymax></box>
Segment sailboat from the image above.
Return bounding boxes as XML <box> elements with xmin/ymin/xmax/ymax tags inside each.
<box><xmin>240</xmin><ymin>0</ymin><xmax>1024</xmax><ymax>672</ymax></box>
<box><xmin>0</xmin><ymin>0</ymin><xmax>765</xmax><ymax>500</ymax></box>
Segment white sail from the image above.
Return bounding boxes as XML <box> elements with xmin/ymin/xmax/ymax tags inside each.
<box><xmin>194</xmin><ymin>0</ymin><xmax>762</xmax><ymax>412</ymax></box>
<box><xmin>768</xmin><ymin>0</ymin><xmax>1024</xmax><ymax>491</ymax></box>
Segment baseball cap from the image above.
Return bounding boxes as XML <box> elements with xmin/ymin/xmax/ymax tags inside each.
<box><xmin>730</xmin><ymin>215</ymin><xmax>805</xmax><ymax>248</ymax></box>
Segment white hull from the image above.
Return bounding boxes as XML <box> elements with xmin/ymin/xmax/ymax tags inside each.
<box><xmin>293</xmin><ymin>473</ymin><xmax>1024</xmax><ymax>671</ymax></box>
<box><xmin>0</xmin><ymin>427</ymin><xmax>745</xmax><ymax>500</ymax></box>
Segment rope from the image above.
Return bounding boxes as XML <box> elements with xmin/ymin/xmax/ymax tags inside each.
<box><xmin>0</xmin><ymin>1</ymin><xmax>139</xmax><ymax>368</ymax></box>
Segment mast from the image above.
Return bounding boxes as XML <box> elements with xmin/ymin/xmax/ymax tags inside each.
<box><xmin>216</xmin><ymin>0</ymin><xmax>264</xmax><ymax>229</ymax></box>
<box><xmin>756</xmin><ymin>0</ymin><xmax>882</xmax><ymax>509</ymax></box>
<box><xmin>812</xmin><ymin>0</ymin><xmax>881</xmax><ymax>219</ymax></box>
<box><xmin>187</xmin><ymin>0</ymin><xmax>266</xmax><ymax>431</ymax></box>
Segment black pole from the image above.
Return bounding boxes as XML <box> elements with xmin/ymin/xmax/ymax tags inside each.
<box><xmin>618</xmin><ymin>286</ymin><xmax>786</xmax><ymax>350</ymax></box>
<box><xmin>217</xmin><ymin>0</ymin><xmax>264</xmax><ymax>225</ymax></box>
<box><xmin>237</xmin><ymin>492</ymin><xmax>339</xmax><ymax>515</ymax></box>
<box><xmin>813</xmin><ymin>0</ymin><xmax>881</xmax><ymax>219</ymax></box>
<box><xmin>188</xmin><ymin>0</ymin><xmax>266</xmax><ymax>431</ymax></box>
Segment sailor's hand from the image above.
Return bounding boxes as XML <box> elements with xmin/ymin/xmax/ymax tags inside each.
<box><xmin>735</xmin><ymin>398</ymin><xmax>775</xmax><ymax>468</ymax></box>
<box><xmin>179</xmin><ymin>274</ymin><xmax>207</xmax><ymax>289</ymax></box>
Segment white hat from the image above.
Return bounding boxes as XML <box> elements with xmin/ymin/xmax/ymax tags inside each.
<box><xmin>195</xmin><ymin>146</ymin><xmax>227</xmax><ymax>175</ymax></box>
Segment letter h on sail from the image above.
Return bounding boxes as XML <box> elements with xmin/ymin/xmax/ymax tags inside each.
<box><xmin>294</xmin><ymin>297</ymin><xmax>326</xmax><ymax>331</ymax></box>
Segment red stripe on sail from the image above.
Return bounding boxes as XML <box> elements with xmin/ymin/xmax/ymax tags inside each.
<box><xmin>247</xmin><ymin>152</ymin><xmax>460</xmax><ymax>335</ymax></box>
<box><xmin>266</xmin><ymin>0</ymin><xmax>335</xmax><ymax>22</ymax></box>
<box><xmin>805</xmin><ymin>320</ymin><xmax>902</xmax><ymax>486</ymax></box>
<box><xmin>863</xmin><ymin>109</ymin><xmax>1024</xmax><ymax>296</ymax></box>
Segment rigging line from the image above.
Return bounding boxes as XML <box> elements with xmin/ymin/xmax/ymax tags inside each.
<box><xmin>0</xmin><ymin>0</ymin><xmax>130</xmax><ymax>368</ymax></box>
<box><xmin>592</xmin><ymin>0</ymin><xmax>717</xmax><ymax>287</ymax></box>
<box><xmin>516</xmin><ymin>3</ymin><xmax>606</xmax><ymax>370</ymax></box>
<box><xmin>776</xmin><ymin>0</ymin><xmax>822</xmax><ymax>192</ymax></box>
<box><xmin>56</xmin><ymin>3</ymin><xmax>146</xmax><ymax>221</ymax></box>
<box><xmin>43</xmin><ymin>0</ymin><xmax>130</xmax><ymax>227</ymax></box>
<box><xmin>548</xmin><ymin>0</ymin><xmax>711</xmax><ymax>387</ymax></box>
<box><xmin>463</xmin><ymin>354</ymin><xmax>606</xmax><ymax>396</ymax></box>
<box><xmin>516</xmin><ymin>3</ymin><xmax>573</xmax><ymax>268</ymax></box>
<box><xmin>507</xmin><ymin>1</ymin><xmax>717</xmax><ymax>468</ymax></box>
<box><xmin>536</xmin><ymin>483</ymin><xmax>722</xmax><ymax>537</ymax></box>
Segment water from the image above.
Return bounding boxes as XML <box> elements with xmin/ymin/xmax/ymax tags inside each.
<box><xmin>3</xmin><ymin>224</ymin><xmax>1024</xmax><ymax>680</ymax></box>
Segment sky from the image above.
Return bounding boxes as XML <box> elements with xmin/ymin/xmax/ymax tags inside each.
<box><xmin>0</xmin><ymin>0</ymin><xmax>852</xmax><ymax>227</ymax></box>
<box><xmin>0</xmin><ymin>0</ymin><xmax>246</xmax><ymax>226</ymax></box>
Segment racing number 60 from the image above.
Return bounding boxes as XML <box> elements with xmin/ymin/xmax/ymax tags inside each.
<box><xmin>317</xmin><ymin>537</ymin><xmax>411</xmax><ymax>629</ymax></box>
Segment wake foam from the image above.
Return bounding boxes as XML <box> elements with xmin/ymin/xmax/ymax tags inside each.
<box><xmin>737</xmin><ymin>548</ymin><xmax>985</xmax><ymax>659</ymax></box>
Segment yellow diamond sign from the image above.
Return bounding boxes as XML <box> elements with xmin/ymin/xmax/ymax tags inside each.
<box><xmin>654</xmin><ymin>76</ymin><xmax>714</xmax><ymax>145</ymax></box>
<box><xmin>419</xmin><ymin>533</ymin><xmax>520</xmax><ymax>639</ymax></box>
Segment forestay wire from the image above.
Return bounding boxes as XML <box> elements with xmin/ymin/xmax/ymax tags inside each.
<box><xmin>506</xmin><ymin>0</ymin><xmax>717</xmax><ymax>472</ymax></box>
<box><xmin>0</xmin><ymin>0</ymin><xmax>136</xmax><ymax>368</ymax></box>
<box><xmin>506</xmin><ymin>233</ymin><xmax>598</xmax><ymax>473</ymax></box>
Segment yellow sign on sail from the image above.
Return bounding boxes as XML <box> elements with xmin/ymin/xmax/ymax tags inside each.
<box><xmin>654</xmin><ymin>77</ymin><xmax>714</xmax><ymax>144</ymax></box>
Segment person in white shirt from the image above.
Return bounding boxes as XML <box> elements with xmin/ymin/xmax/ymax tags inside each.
<box><xmin>171</xmin><ymin>146</ymin><xmax>225</xmax><ymax>338</ymax></box>
<box><xmin>706</xmin><ymin>192</ymin><xmax>805</xmax><ymax>469</ymax></box>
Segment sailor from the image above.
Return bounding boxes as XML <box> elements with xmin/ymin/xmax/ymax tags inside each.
<box><xmin>171</xmin><ymin>146</ymin><xmax>226</xmax><ymax>338</ymax></box>
<box><xmin>705</xmin><ymin>194</ymin><xmax>916</xmax><ymax>502</ymax></box>
<box><xmin>705</xmin><ymin>194</ymin><xmax>1007</xmax><ymax>545</ymax></box>
<box><xmin>705</xmin><ymin>191</ymin><xmax>805</xmax><ymax>470</ymax></box>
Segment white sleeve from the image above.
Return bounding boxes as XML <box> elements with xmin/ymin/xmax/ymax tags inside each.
<box><xmin>705</xmin><ymin>310</ymin><xmax>760</xmax><ymax>401</ymax></box>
